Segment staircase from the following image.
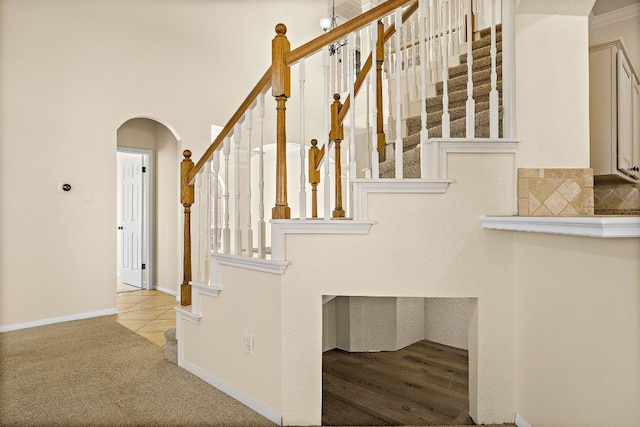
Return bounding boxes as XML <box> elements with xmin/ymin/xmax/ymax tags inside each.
<box><xmin>380</xmin><ymin>24</ymin><xmax>503</xmax><ymax>178</ymax></box>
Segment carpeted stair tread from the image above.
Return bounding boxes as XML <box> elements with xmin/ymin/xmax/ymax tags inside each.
<box><xmin>379</xmin><ymin>24</ymin><xmax>503</xmax><ymax>179</ymax></box>
<box><xmin>426</xmin><ymin>82</ymin><xmax>501</xmax><ymax>110</ymax></box>
<box><xmin>449</xmin><ymin>52</ymin><xmax>502</xmax><ymax>78</ymax></box>
<box><xmin>460</xmin><ymin>42</ymin><xmax>502</xmax><ymax>65</ymax></box>
<box><xmin>436</xmin><ymin>65</ymin><xmax>502</xmax><ymax>95</ymax></box>
<box><xmin>479</xmin><ymin>23</ymin><xmax>502</xmax><ymax>38</ymax></box>
<box><xmin>407</xmin><ymin>100</ymin><xmax>495</xmax><ymax>135</ymax></box>
<box><xmin>469</xmin><ymin>28</ymin><xmax>502</xmax><ymax>51</ymax></box>
<box><xmin>382</xmin><ymin>107</ymin><xmax>503</xmax><ymax>178</ymax></box>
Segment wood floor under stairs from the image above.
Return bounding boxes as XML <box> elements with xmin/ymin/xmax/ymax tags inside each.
<box><xmin>322</xmin><ymin>339</ymin><xmax>515</xmax><ymax>426</ymax></box>
<box><xmin>380</xmin><ymin>25</ymin><xmax>503</xmax><ymax>179</ymax></box>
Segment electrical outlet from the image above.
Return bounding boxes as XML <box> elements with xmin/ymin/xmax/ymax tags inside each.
<box><xmin>244</xmin><ymin>333</ymin><xmax>254</xmax><ymax>354</ymax></box>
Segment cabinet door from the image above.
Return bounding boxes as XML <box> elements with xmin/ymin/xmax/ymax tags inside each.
<box><xmin>617</xmin><ymin>51</ymin><xmax>633</xmax><ymax>177</ymax></box>
<box><xmin>633</xmin><ymin>77</ymin><xmax>640</xmax><ymax>179</ymax></box>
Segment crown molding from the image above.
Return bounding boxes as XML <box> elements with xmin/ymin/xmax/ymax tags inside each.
<box><xmin>590</xmin><ymin>3</ymin><xmax>640</xmax><ymax>29</ymax></box>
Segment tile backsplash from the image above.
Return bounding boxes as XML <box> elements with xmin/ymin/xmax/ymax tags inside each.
<box><xmin>593</xmin><ymin>182</ymin><xmax>640</xmax><ymax>215</ymax></box>
<box><xmin>518</xmin><ymin>168</ymin><xmax>594</xmax><ymax>216</ymax></box>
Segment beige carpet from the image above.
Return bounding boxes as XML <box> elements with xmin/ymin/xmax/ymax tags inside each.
<box><xmin>0</xmin><ymin>315</ymin><xmax>275</xmax><ymax>426</ymax></box>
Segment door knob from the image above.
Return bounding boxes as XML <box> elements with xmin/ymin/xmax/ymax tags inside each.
<box><xmin>118</xmin><ymin>226</ymin><xmax>123</xmax><ymax>230</ymax></box>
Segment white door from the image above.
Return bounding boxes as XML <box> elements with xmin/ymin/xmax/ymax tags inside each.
<box><xmin>120</xmin><ymin>155</ymin><xmax>143</xmax><ymax>287</ymax></box>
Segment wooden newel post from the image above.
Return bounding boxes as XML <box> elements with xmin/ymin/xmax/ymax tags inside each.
<box><xmin>272</xmin><ymin>23</ymin><xmax>291</xmax><ymax>219</ymax></box>
<box><xmin>308</xmin><ymin>139</ymin><xmax>320</xmax><ymax>218</ymax></box>
<box><xmin>180</xmin><ymin>150</ymin><xmax>194</xmax><ymax>306</ymax></box>
<box><xmin>330</xmin><ymin>94</ymin><xmax>345</xmax><ymax>218</ymax></box>
<box><xmin>376</xmin><ymin>20</ymin><xmax>386</xmax><ymax>162</ymax></box>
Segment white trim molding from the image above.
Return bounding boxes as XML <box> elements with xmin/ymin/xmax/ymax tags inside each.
<box><xmin>179</xmin><ymin>358</ymin><xmax>282</xmax><ymax>425</ymax></box>
<box><xmin>482</xmin><ymin>215</ymin><xmax>640</xmax><ymax>238</ymax></box>
<box><xmin>212</xmin><ymin>252</ymin><xmax>289</xmax><ymax>275</ymax></box>
<box><xmin>175</xmin><ymin>305</ymin><xmax>202</xmax><ymax>325</ymax></box>
<box><xmin>590</xmin><ymin>3</ymin><xmax>640</xmax><ymax>29</ymax></box>
<box><xmin>0</xmin><ymin>308</ymin><xmax>119</xmax><ymax>333</ymax></box>
<box><xmin>270</xmin><ymin>219</ymin><xmax>375</xmax><ymax>261</ymax></box>
<box><xmin>351</xmin><ymin>179</ymin><xmax>452</xmax><ymax>220</ymax></box>
<box><xmin>436</xmin><ymin>138</ymin><xmax>519</xmax><ymax>179</ymax></box>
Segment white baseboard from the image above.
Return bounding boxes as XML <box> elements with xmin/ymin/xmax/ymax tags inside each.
<box><xmin>180</xmin><ymin>359</ymin><xmax>282</xmax><ymax>425</ymax></box>
<box><xmin>0</xmin><ymin>308</ymin><xmax>119</xmax><ymax>333</ymax></box>
<box><xmin>516</xmin><ymin>414</ymin><xmax>532</xmax><ymax>427</ymax></box>
<box><xmin>156</xmin><ymin>286</ymin><xmax>178</xmax><ymax>298</ymax></box>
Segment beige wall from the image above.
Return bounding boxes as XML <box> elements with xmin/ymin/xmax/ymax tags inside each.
<box><xmin>514</xmin><ymin>13</ymin><xmax>592</xmax><ymax>168</ymax></box>
<box><xmin>514</xmin><ymin>233</ymin><xmax>640</xmax><ymax>426</ymax></box>
<box><xmin>182</xmin><ymin>267</ymin><xmax>283</xmax><ymax>413</ymax></box>
<box><xmin>0</xmin><ymin>0</ymin><xmax>326</xmax><ymax>328</ymax></box>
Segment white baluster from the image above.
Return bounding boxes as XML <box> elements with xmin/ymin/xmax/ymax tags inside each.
<box><xmin>370</xmin><ymin>20</ymin><xmax>380</xmax><ymax>179</ymax></box>
<box><xmin>323</xmin><ymin>46</ymin><xmax>332</xmax><ymax>220</ymax></box>
<box><xmin>202</xmin><ymin>160</ymin><xmax>211</xmax><ymax>283</ymax></box>
<box><xmin>441</xmin><ymin>0</ymin><xmax>451</xmax><ymax>138</ymax></box>
<box><xmin>299</xmin><ymin>58</ymin><xmax>307</xmax><ymax>220</ymax></box>
<box><xmin>212</xmin><ymin>151</ymin><xmax>220</xmax><ymax>253</ymax></box>
<box><xmin>489</xmin><ymin>0</ymin><xmax>499</xmax><ymax>138</ymax></box>
<box><xmin>429</xmin><ymin>0</ymin><xmax>437</xmax><ymax>82</ymax></box>
<box><xmin>395</xmin><ymin>7</ymin><xmax>404</xmax><ymax>178</ymax></box>
<box><xmin>193</xmin><ymin>170</ymin><xmax>202</xmax><ymax>282</ymax></box>
<box><xmin>348</xmin><ymin>32</ymin><xmax>356</xmax><ymax>215</ymax></box>
<box><xmin>222</xmin><ymin>136</ymin><xmax>231</xmax><ymax>254</ymax></box>
<box><xmin>466</xmin><ymin>0</ymin><xmax>475</xmax><ymax>137</ymax></box>
<box><xmin>233</xmin><ymin>124</ymin><xmax>242</xmax><ymax>255</ymax></box>
<box><xmin>257</xmin><ymin>93</ymin><xmax>266</xmax><ymax>258</ymax></box>
<box><xmin>419</xmin><ymin>0</ymin><xmax>429</xmax><ymax>145</ymax></box>
<box><xmin>244</xmin><ymin>111</ymin><xmax>253</xmax><ymax>256</ymax></box>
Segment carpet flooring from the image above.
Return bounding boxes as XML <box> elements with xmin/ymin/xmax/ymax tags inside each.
<box><xmin>0</xmin><ymin>315</ymin><xmax>275</xmax><ymax>427</ymax></box>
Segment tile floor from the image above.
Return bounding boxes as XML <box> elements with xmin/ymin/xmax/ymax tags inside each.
<box><xmin>116</xmin><ymin>289</ymin><xmax>177</xmax><ymax>348</ymax></box>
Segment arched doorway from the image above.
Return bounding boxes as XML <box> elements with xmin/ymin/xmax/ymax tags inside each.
<box><xmin>116</xmin><ymin>117</ymin><xmax>182</xmax><ymax>296</ymax></box>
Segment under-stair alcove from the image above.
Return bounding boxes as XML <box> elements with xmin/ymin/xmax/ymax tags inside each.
<box><xmin>322</xmin><ymin>295</ymin><xmax>477</xmax><ymax>426</ymax></box>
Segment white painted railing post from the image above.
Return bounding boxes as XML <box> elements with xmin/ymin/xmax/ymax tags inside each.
<box><xmin>299</xmin><ymin>58</ymin><xmax>307</xmax><ymax>221</ymax></box>
<box><xmin>419</xmin><ymin>0</ymin><xmax>428</xmax><ymax>145</ymax></box>
<box><xmin>257</xmin><ymin>93</ymin><xmax>266</xmax><ymax>258</ymax></box>
<box><xmin>440</xmin><ymin>0</ymin><xmax>451</xmax><ymax>138</ymax></box>
<box><xmin>348</xmin><ymin>32</ymin><xmax>357</xmax><ymax>215</ymax></box>
<box><xmin>193</xmin><ymin>170</ymin><xmax>202</xmax><ymax>282</ymax></box>
<box><xmin>202</xmin><ymin>160</ymin><xmax>211</xmax><ymax>282</ymax></box>
<box><xmin>222</xmin><ymin>136</ymin><xmax>231</xmax><ymax>254</ymax></box>
<box><xmin>212</xmin><ymin>151</ymin><xmax>220</xmax><ymax>253</ymax></box>
<box><xmin>323</xmin><ymin>46</ymin><xmax>332</xmax><ymax>220</ymax></box>
<box><xmin>489</xmin><ymin>0</ymin><xmax>499</xmax><ymax>138</ymax></box>
<box><xmin>370</xmin><ymin>20</ymin><xmax>380</xmax><ymax>179</ymax></box>
<box><xmin>244</xmin><ymin>110</ymin><xmax>253</xmax><ymax>256</ymax></box>
<box><xmin>233</xmin><ymin>124</ymin><xmax>242</xmax><ymax>255</ymax></box>
<box><xmin>394</xmin><ymin>7</ymin><xmax>404</xmax><ymax>178</ymax></box>
<box><xmin>466</xmin><ymin>0</ymin><xmax>476</xmax><ymax>137</ymax></box>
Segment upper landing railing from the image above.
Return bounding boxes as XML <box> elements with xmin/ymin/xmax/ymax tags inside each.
<box><xmin>179</xmin><ymin>0</ymin><xmax>510</xmax><ymax>305</ymax></box>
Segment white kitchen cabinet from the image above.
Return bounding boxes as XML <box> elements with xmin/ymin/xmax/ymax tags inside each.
<box><xmin>589</xmin><ymin>40</ymin><xmax>640</xmax><ymax>182</ymax></box>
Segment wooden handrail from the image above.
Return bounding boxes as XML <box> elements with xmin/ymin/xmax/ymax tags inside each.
<box><xmin>187</xmin><ymin>67</ymin><xmax>272</xmax><ymax>184</ymax></box>
<box><xmin>285</xmin><ymin>0</ymin><xmax>414</xmax><ymax>67</ymax></box>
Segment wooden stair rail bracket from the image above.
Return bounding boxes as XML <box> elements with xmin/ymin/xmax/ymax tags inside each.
<box><xmin>180</xmin><ymin>150</ymin><xmax>195</xmax><ymax>306</ymax></box>
<box><xmin>272</xmin><ymin>23</ymin><xmax>291</xmax><ymax>219</ymax></box>
<box><xmin>330</xmin><ymin>94</ymin><xmax>345</xmax><ymax>218</ymax></box>
<box><xmin>308</xmin><ymin>139</ymin><xmax>321</xmax><ymax>218</ymax></box>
